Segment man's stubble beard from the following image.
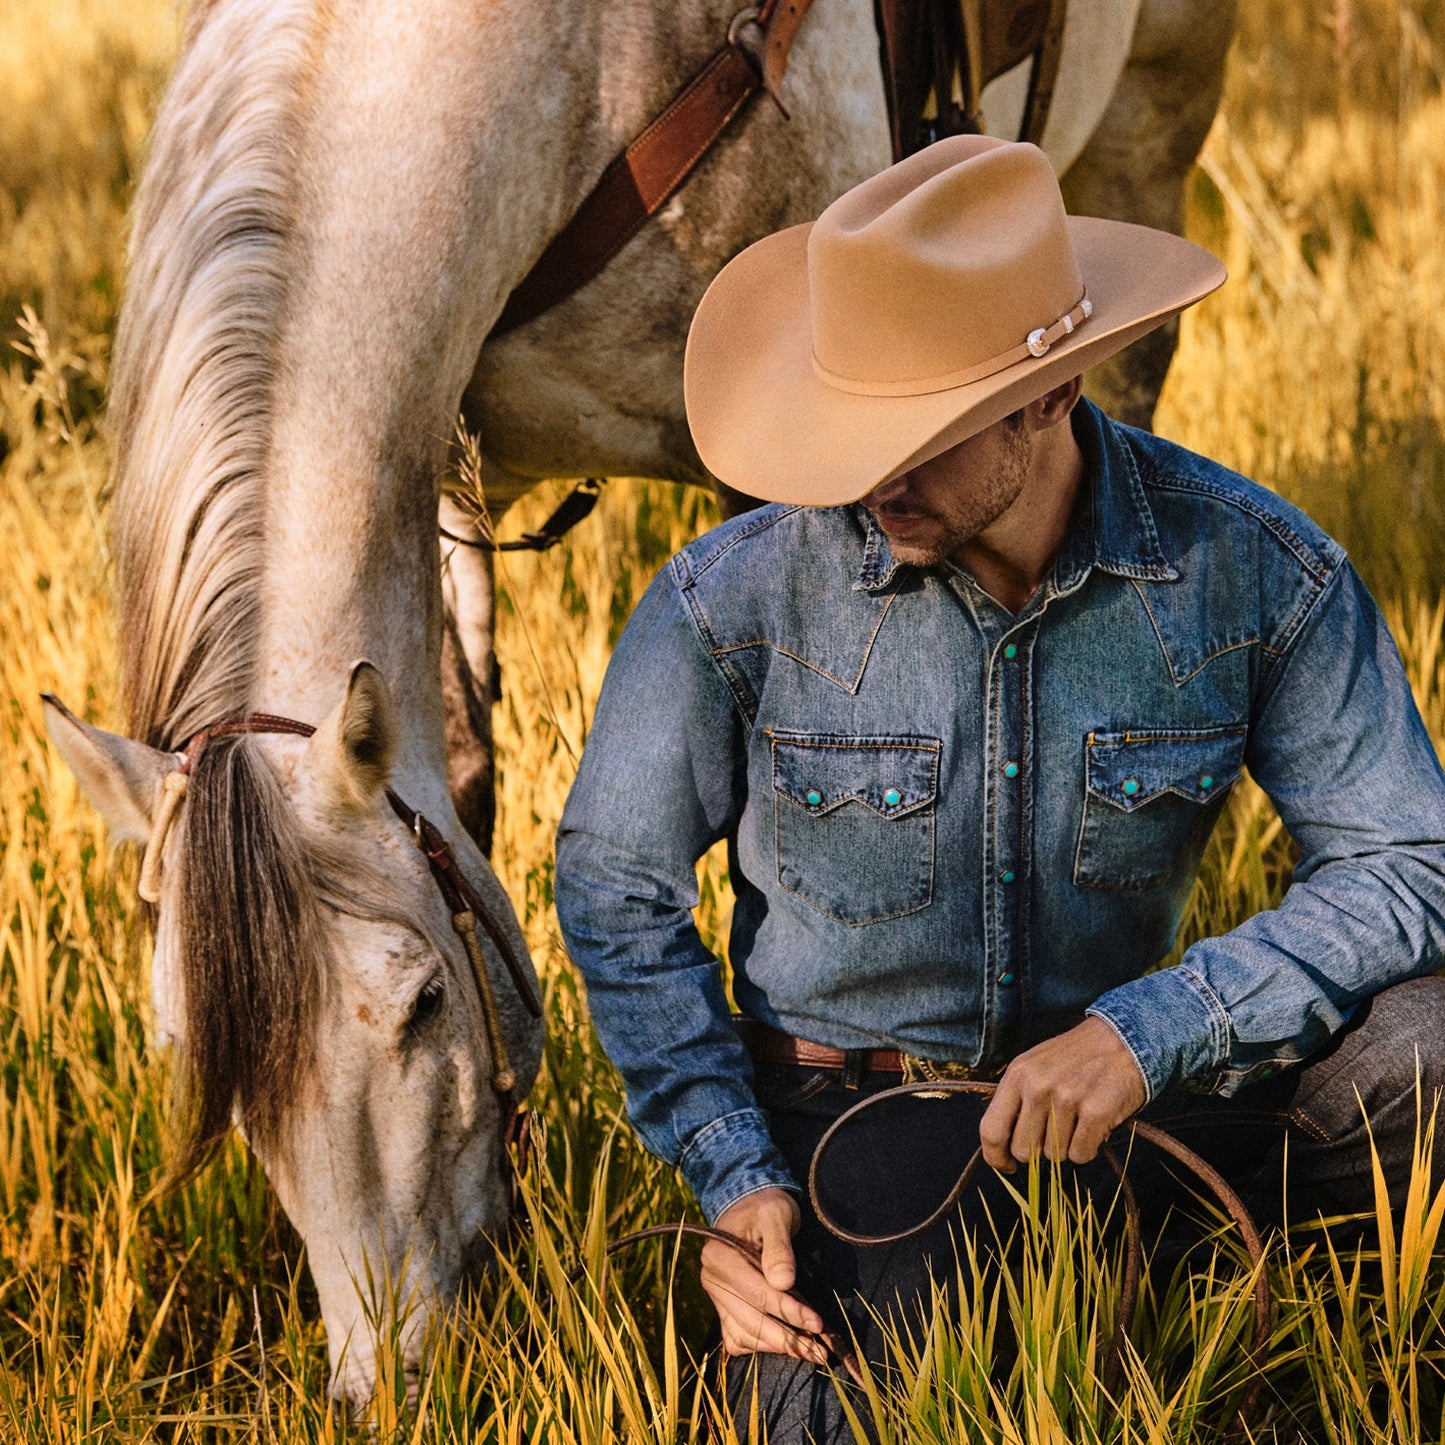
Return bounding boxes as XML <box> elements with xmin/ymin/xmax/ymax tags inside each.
<box><xmin>885</xmin><ymin>422</ymin><xmax>1035</xmax><ymax>569</ymax></box>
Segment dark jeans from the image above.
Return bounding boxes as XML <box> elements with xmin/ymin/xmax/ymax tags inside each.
<box><xmin>721</xmin><ymin>976</ymin><xmax>1445</xmax><ymax>1444</ymax></box>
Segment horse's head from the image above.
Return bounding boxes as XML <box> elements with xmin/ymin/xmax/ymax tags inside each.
<box><xmin>43</xmin><ymin>664</ymin><xmax>542</xmax><ymax>1407</ymax></box>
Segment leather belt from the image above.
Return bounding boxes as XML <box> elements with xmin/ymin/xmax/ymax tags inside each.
<box><xmin>734</xmin><ymin>1016</ymin><xmax>1004</xmax><ymax>1084</ymax></box>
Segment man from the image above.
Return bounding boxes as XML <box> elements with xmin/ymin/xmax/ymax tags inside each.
<box><xmin>554</xmin><ymin>135</ymin><xmax>1445</xmax><ymax>1439</ymax></box>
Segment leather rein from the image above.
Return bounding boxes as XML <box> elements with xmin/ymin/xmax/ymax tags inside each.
<box><xmin>583</xmin><ymin>1081</ymin><xmax>1272</xmax><ymax>1433</ymax></box>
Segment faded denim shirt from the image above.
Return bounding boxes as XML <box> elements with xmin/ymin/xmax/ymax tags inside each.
<box><xmin>555</xmin><ymin>401</ymin><xmax>1445</xmax><ymax>1224</ymax></box>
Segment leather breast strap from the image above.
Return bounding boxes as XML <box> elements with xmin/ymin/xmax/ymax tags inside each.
<box><xmin>491</xmin><ymin>0</ymin><xmax>816</xmax><ymax>339</ymax></box>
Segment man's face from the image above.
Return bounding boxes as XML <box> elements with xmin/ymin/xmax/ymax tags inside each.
<box><xmin>858</xmin><ymin>415</ymin><xmax>1034</xmax><ymax>568</ymax></box>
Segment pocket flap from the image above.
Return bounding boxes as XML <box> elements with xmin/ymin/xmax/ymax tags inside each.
<box><xmin>1085</xmin><ymin>727</ymin><xmax>1246</xmax><ymax>813</ymax></box>
<box><xmin>770</xmin><ymin>732</ymin><xmax>940</xmax><ymax>818</ymax></box>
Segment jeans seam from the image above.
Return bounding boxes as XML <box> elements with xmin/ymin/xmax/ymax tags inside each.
<box><xmin>1286</xmin><ymin>1104</ymin><xmax>1334</xmax><ymax>1144</ymax></box>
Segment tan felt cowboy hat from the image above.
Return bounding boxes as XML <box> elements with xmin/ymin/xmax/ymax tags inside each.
<box><xmin>684</xmin><ymin>134</ymin><xmax>1226</xmax><ymax>506</ymax></box>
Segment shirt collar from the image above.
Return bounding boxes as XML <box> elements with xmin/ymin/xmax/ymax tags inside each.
<box><xmin>851</xmin><ymin>399</ymin><xmax>1179</xmax><ymax>595</ymax></box>
<box><xmin>853</xmin><ymin>507</ymin><xmax>904</xmax><ymax>591</ymax></box>
<box><xmin>1058</xmin><ymin>398</ymin><xmax>1179</xmax><ymax>591</ymax></box>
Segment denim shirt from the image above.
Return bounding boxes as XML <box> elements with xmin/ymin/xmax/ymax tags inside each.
<box><xmin>555</xmin><ymin>401</ymin><xmax>1445</xmax><ymax>1225</ymax></box>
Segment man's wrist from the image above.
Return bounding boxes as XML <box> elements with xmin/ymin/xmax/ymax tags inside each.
<box><xmin>1086</xmin><ymin>965</ymin><xmax>1230</xmax><ymax>1101</ymax></box>
<box><xmin>677</xmin><ymin>1106</ymin><xmax>800</xmax><ymax>1224</ymax></box>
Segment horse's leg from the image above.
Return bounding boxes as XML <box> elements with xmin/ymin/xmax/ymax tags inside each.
<box><xmin>440</xmin><ymin>505</ymin><xmax>497</xmax><ymax>851</ymax></box>
<box><xmin>1060</xmin><ymin>0</ymin><xmax>1237</xmax><ymax>428</ymax></box>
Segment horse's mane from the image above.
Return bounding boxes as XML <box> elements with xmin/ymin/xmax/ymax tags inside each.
<box><xmin>109</xmin><ymin>0</ymin><xmax>334</xmax><ymax>1176</ymax></box>
<box><xmin>111</xmin><ymin>0</ymin><xmax>324</xmax><ymax>750</ymax></box>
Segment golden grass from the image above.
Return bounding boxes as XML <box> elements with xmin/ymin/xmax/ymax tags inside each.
<box><xmin>2</xmin><ymin>0</ymin><xmax>1444</xmax><ymax>1437</ymax></box>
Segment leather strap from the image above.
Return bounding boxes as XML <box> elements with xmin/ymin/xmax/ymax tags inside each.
<box><xmin>875</xmin><ymin>0</ymin><xmax>1071</xmax><ymax>160</ymax></box>
<box><xmin>384</xmin><ymin>790</ymin><xmax>543</xmax><ymax>1018</ymax></box>
<box><xmin>492</xmin><ymin>0</ymin><xmax>816</xmax><ymax>338</ymax></box>
<box><xmin>734</xmin><ymin>1015</ymin><xmax>1005</xmax><ymax>1082</ymax></box>
<box><xmin>1017</xmin><ymin>0</ymin><xmax>1066</xmax><ymax>146</ymax></box>
<box><xmin>808</xmin><ymin>1079</ymin><xmax>1271</xmax><ymax>1432</ymax></box>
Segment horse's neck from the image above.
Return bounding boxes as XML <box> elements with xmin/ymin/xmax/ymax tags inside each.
<box><xmin>249</xmin><ymin>0</ymin><xmax>737</xmax><ymax>787</ymax></box>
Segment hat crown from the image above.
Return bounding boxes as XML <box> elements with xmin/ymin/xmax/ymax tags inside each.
<box><xmin>807</xmin><ymin>136</ymin><xmax>1084</xmax><ymax>390</ymax></box>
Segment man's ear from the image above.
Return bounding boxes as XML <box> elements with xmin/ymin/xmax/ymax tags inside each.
<box><xmin>1027</xmin><ymin>375</ymin><xmax>1084</xmax><ymax>430</ymax></box>
<box><xmin>305</xmin><ymin>661</ymin><xmax>397</xmax><ymax>813</ymax></box>
<box><xmin>42</xmin><ymin>695</ymin><xmax>180</xmax><ymax>844</ymax></box>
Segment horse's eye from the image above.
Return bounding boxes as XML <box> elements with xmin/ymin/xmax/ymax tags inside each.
<box><xmin>408</xmin><ymin>976</ymin><xmax>446</xmax><ymax>1033</ymax></box>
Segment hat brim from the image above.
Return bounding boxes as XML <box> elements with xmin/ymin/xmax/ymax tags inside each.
<box><xmin>684</xmin><ymin>216</ymin><xmax>1225</xmax><ymax>506</ymax></box>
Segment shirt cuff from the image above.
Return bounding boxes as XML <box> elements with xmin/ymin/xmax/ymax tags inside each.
<box><xmin>676</xmin><ymin>1107</ymin><xmax>800</xmax><ymax>1224</ymax></box>
<box><xmin>1086</xmin><ymin>965</ymin><xmax>1231</xmax><ymax>1101</ymax></box>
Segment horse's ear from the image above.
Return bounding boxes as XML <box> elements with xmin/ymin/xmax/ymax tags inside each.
<box><xmin>41</xmin><ymin>694</ymin><xmax>179</xmax><ymax>844</ymax></box>
<box><xmin>307</xmin><ymin>661</ymin><xmax>397</xmax><ymax>812</ymax></box>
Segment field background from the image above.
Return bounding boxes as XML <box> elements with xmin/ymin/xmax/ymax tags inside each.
<box><xmin>2</xmin><ymin>0</ymin><xmax>1444</xmax><ymax>1439</ymax></box>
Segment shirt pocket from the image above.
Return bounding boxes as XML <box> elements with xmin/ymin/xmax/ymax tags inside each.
<box><xmin>769</xmin><ymin>731</ymin><xmax>940</xmax><ymax>926</ymax></box>
<box><xmin>1073</xmin><ymin>726</ymin><xmax>1247</xmax><ymax>891</ymax></box>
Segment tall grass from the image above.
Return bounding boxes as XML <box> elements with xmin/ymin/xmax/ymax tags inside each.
<box><xmin>2</xmin><ymin>0</ymin><xmax>1444</xmax><ymax>1438</ymax></box>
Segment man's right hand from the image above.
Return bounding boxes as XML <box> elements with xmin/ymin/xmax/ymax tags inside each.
<box><xmin>700</xmin><ymin>1187</ymin><xmax>834</xmax><ymax>1365</ymax></box>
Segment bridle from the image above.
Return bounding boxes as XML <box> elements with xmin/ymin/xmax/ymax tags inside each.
<box><xmin>137</xmin><ymin>712</ymin><xmax>543</xmax><ymax>1175</ymax></box>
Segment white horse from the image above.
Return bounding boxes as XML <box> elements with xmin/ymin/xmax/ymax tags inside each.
<box><xmin>44</xmin><ymin>0</ymin><xmax>1234</xmax><ymax>1406</ymax></box>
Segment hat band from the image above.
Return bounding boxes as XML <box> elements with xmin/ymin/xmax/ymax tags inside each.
<box><xmin>812</xmin><ymin>293</ymin><xmax>1093</xmax><ymax>399</ymax></box>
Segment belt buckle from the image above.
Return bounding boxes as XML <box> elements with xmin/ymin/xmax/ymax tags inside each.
<box><xmin>899</xmin><ymin>1052</ymin><xmax>983</xmax><ymax>1099</ymax></box>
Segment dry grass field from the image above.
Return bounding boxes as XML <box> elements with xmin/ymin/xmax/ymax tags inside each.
<box><xmin>2</xmin><ymin>0</ymin><xmax>1444</xmax><ymax>1439</ymax></box>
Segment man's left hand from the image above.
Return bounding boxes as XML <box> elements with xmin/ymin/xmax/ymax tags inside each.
<box><xmin>978</xmin><ymin>1017</ymin><xmax>1146</xmax><ymax>1172</ymax></box>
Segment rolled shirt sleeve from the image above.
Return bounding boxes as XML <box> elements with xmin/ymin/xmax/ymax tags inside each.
<box><xmin>1090</xmin><ymin>562</ymin><xmax>1445</xmax><ymax>1098</ymax></box>
<box><xmin>555</xmin><ymin>564</ymin><xmax>797</xmax><ymax>1222</ymax></box>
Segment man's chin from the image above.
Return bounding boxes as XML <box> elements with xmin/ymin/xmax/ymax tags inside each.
<box><xmin>884</xmin><ymin>537</ymin><xmax>948</xmax><ymax>567</ymax></box>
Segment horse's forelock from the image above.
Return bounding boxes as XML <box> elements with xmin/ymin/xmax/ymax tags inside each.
<box><xmin>166</xmin><ymin>735</ymin><xmax>326</xmax><ymax>1183</ymax></box>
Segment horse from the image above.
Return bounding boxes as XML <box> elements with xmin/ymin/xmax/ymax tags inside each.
<box><xmin>44</xmin><ymin>0</ymin><xmax>1235</xmax><ymax>1406</ymax></box>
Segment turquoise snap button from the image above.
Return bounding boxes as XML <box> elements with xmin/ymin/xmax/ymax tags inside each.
<box><xmin>883</xmin><ymin>788</ymin><xmax>902</xmax><ymax>807</ymax></box>
<box><xmin>1002</xmin><ymin>761</ymin><xmax>1019</xmax><ymax>779</ymax></box>
<box><xmin>1121</xmin><ymin>778</ymin><xmax>1140</xmax><ymax>797</ymax></box>
<box><xmin>998</xmin><ymin>971</ymin><xmax>1016</xmax><ymax>987</ymax></box>
<box><xmin>1003</xmin><ymin>643</ymin><xmax>1018</xmax><ymax>660</ymax></box>
<box><xmin>805</xmin><ymin>790</ymin><xmax>823</xmax><ymax>806</ymax></box>
<box><xmin>1200</xmin><ymin>774</ymin><xmax>1215</xmax><ymax>790</ymax></box>
<box><xmin>1000</xmin><ymin>870</ymin><xmax>1016</xmax><ymax>884</ymax></box>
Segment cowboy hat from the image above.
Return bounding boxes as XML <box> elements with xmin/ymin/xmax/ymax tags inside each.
<box><xmin>683</xmin><ymin>134</ymin><xmax>1225</xmax><ymax>506</ymax></box>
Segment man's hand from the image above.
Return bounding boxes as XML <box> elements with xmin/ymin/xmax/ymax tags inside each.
<box><xmin>978</xmin><ymin>1017</ymin><xmax>1146</xmax><ymax>1172</ymax></box>
<box><xmin>701</xmin><ymin>1188</ymin><xmax>835</xmax><ymax>1366</ymax></box>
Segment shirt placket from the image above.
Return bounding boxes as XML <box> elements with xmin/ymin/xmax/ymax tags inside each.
<box><xmin>980</xmin><ymin>612</ymin><xmax>1039</xmax><ymax>1065</ymax></box>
